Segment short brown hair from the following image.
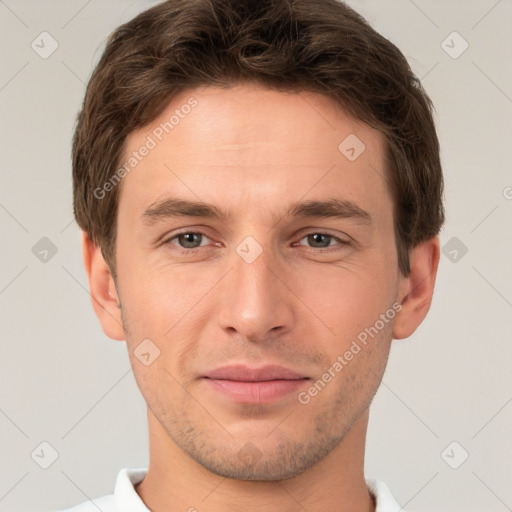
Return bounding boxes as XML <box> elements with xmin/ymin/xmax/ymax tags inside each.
<box><xmin>72</xmin><ymin>0</ymin><xmax>444</xmax><ymax>277</ymax></box>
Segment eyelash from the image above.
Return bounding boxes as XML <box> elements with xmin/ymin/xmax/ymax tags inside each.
<box><xmin>162</xmin><ymin>230</ymin><xmax>351</xmax><ymax>254</ymax></box>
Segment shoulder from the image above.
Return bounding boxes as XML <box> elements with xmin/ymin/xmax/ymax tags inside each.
<box><xmin>54</xmin><ymin>467</ymin><xmax>148</xmax><ymax>512</ymax></box>
<box><xmin>366</xmin><ymin>479</ymin><xmax>404</xmax><ymax>512</ymax></box>
<box><xmin>54</xmin><ymin>494</ymin><xmax>116</xmax><ymax>512</ymax></box>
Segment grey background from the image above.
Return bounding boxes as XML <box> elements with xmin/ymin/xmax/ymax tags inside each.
<box><xmin>0</xmin><ymin>1</ymin><xmax>511</xmax><ymax>511</ymax></box>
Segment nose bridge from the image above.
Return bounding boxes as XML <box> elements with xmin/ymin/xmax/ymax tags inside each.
<box><xmin>217</xmin><ymin>235</ymin><xmax>294</xmax><ymax>340</ymax></box>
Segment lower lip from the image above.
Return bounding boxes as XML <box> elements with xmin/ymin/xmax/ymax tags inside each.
<box><xmin>203</xmin><ymin>378</ymin><xmax>308</xmax><ymax>404</ymax></box>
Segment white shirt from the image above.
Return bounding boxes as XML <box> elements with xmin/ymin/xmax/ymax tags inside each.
<box><xmin>57</xmin><ymin>468</ymin><xmax>405</xmax><ymax>512</ymax></box>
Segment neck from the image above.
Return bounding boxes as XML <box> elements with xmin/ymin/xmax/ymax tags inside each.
<box><xmin>135</xmin><ymin>408</ymin><xmax>375</xmax><ymax>512</ymax></box>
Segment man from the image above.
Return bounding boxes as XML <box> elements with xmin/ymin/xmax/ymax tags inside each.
<box><xmin>61</xmin><ymin>0</ymin><xmax>444</xmax><ymax>510</ymax></box>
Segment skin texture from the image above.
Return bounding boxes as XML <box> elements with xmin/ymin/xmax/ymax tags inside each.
<box><xmin>83</xmin><ymin>82</ymin><xmax>440</xmax><ymax>512</ymax></box>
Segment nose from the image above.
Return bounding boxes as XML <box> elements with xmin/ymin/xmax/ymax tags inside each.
<box><xmin>216</xmin><ymin>238</ymin><xmax>296</xmax><ymax>344</ymax></box>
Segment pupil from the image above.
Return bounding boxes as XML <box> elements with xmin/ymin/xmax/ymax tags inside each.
<box><xmin>310</xmin><ymin>234</ymin><xmax>330</xmax><ymax>247</ymax></box>
<box><xmin>181</xmin><ymin>233</ymin><xmax>199</xmax><ymax>247</ymax></box>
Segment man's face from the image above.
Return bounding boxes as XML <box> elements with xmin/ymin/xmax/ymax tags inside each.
<box><xmin>114</xmin><ymin>83</ymin><xmax>402</xmax><ymax>480</ymax></box>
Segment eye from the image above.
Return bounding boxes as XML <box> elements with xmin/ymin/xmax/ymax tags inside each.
<box><xmin>165</xmin><ymin>231</ymin><xmax>212</xmax><ymax>250</ymax></box>
<box><xmin>295</xmin><ymin>232</ymin><xmax>349</xmax><ymax>250</ymax></box>
<box><xmin>162</xmin><ymin>230</ymin><xmax>350</xmax><ymax>253</ymax></box>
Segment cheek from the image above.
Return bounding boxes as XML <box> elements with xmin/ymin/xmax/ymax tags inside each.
<box><xmin>117</xmin><ymin>249</ymin><xmax>201</xmax><ymax>337</ymax></box>
<box><xmin>300</xmin><ymin>262</ymin><xmax>396</xmax><ymax>337</ymax></box>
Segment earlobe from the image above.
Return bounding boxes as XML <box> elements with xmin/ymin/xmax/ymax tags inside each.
<box><xmin>81</xmin><ymin>231</ymin><xmax>125</xmax><ymax>341</ymax></box>
<box><xmin>392</xmin><ymin>236</ymin><xmax>440</xmax><ymax>340</ymax></box>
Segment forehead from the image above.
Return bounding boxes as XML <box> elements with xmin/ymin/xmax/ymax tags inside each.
<box><xmin>133</xmin><ymin>83</ymin><xmax>382</xmax><ymax>149</ymax></box>
<box><xmin>118</xmin><ymin>83</ymin><xmax>390</xmax><ymax>221</ymax></box>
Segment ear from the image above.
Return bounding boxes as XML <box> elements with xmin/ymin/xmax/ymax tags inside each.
<box><xmin>81</xmin><ymin>231</ymin><xmax>125</xmax><ymax>341</ymax></box>
<box><xmin>392</xmin><ymin>236</ymin><xmax>441</xmax><ymax>340</ymax></box>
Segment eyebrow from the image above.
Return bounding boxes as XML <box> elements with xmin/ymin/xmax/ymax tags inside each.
<box><xmin>141</xmin><ymin>197</ymin><xmax>372</xmax><ymax>226</ymax></box>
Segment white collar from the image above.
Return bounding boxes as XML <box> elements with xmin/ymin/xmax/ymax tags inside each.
<box><xmin>115</xmin><ymin>468</ymin><xmax>404</xmax><ymax>511</ymax></box>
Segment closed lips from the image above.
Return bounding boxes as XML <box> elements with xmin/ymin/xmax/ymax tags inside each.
<box><xmin>203</xmin><ymin>365</ymin><xmax>308</xmax><ymax>381</ymax></box>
